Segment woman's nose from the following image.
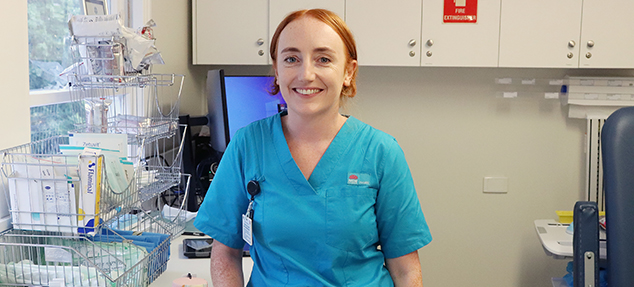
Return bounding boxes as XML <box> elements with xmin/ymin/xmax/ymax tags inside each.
<box><xmin>299</xmin><ymin>61</ymin><xmax>316</xmax><ymax>81</ymax></box>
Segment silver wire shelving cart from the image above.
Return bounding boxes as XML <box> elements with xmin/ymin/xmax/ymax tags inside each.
<box><xmin>0</xmin><ymin>34</ymin><xmax>191</xmax><ymax>286</ymax></box>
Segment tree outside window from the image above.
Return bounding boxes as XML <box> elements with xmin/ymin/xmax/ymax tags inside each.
<box><xmin>28</xmin><ymin>0</ymin><xmax>84</xmax><ymax>141</ymax></box>
<box><xmin>28</xmin><ymin>0</ymin><xmax>82</xmax><ymax>90</ymax></box>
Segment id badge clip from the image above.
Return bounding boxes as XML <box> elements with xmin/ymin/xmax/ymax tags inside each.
<box><xmin>242</xmin><ymin>201</ymin><xmax>254</xmax><ymax>245</ymax></box>
<box><xmin>242</xmin><ymin>180</ymin><xmax>261</xmax><ymax>246</ymax></box>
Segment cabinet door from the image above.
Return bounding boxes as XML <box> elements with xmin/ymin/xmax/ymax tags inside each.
<box><xmin>498</xmin><ymin>0</ymin><xmax>582</xmax><ymax>68</ymax></box>
<box><xmin>346</xmin><ymin>0</ymin><xmax>421</xmax><ymax>66</ymax></box>
<box><xmin>269</xmin><ymin>0</ymin><xmax>344</xmax><ymax>46</ymax></box>
<box><xmin>421</xmin><ymin>0</ymin><xmax>501</xmax><ymax>67</ymax></box>
<box><xmin>579</xmin><ymin>0</ymin><xmax>634</xmax><ymax>68</ymax></box>
<box><xmin>193</xmin><ymin>0</ymin><xmax>268</xmax><ymax>65</ymax></box>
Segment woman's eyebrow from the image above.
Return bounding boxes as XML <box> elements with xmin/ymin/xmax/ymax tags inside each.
<box><xmin>313</xmin><ymin>47</ymin><xmax>336</xmax><ymax>54</ymax></box>
<box><xmin>280</xmin><ymin>47</ymin><xmax>300</xmax><ymax>53</ymax></box>
<box><xmin>280</xmin><ymin>47</ymin><xmax>336</xmax><ymax>54</ymax></box>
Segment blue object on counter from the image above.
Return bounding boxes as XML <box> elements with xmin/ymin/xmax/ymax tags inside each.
<box><xmin>107</xmin><ymin>213</ymin><xmax>139</xmax><ymax>230</ymax></box>
<box><xmin>566</xmin><ymin>222</ymin><xmax>574</xmax><ymax>235</ymax></box>
<box><xmin>563</xmin><ymin>261</ymin><xmax>573</xmax><ymax>287</ymax></box>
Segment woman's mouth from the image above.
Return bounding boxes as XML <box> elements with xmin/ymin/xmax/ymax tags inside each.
<box><xmin>294</xmin><ymin>88</ymin><xmax>322</xmax><ymax>95</ymax></box>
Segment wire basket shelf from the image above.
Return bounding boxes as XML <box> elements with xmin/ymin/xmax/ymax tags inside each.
<box><xmin>1</xmin><ymin>31</ymin><xmax>190</xmax><ymax>287</ymax></box>
<box><xmin>68</xmin><ymin>36</ymin><xmax>148</xmax><ymax>78</ymax></box>
<box><xmin>0</xmin><ymin>135</ymin><xmax>188</xmax><ymax>234</ymax></box>
<box><xmin>0</xmin><ymin>135</ymin><xmax>191</xmax><ymax>286</ymax></box>
<box><xmin>68</xmin><ymin>73</ymin><xmax>183</xmax><ymax>142</ymax></box>
<box><xmin>0</xmin><ymin>214</ymin><xmax>171</xmax><ymax>286</ymax></box>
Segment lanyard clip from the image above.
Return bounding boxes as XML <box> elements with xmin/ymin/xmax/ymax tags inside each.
<box><xmin>245</xmin><ymin>200</ymin><xmax>254</xmax><ymax>219</ymax></box>
<box><xmin>247</xmin><ymin>180</ymin><xmax>261</xmax><ymax>200</ymax></box>
<box><xmin>244</xmin><ymin>180</ymin><xmax>261</xmax><ymax>219</ymax></box>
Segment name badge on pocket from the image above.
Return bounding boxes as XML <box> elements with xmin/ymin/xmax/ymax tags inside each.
<box><xmin>242</xmin><ymin>214</ymin><xmax>253</xmax><ymax>246</ymax></box>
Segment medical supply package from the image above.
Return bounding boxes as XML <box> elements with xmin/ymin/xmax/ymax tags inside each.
<box><xmin>7</xmin><ymin>156</ymin><xmax>79</xmax><ymax>233</ymax></box>
<box><xmin>78</xmin><ymin>148</ymin><xmax>104</xmax><ymax>232</ymax></box>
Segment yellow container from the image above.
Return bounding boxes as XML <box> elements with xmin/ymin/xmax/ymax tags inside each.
<box><xmin>556</xmin><ymin>210</ymin><xmax>605</xmax><ymax>224</ymax></box>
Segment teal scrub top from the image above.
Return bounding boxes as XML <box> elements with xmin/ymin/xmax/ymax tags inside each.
<box><xmin>194</xmin><ymin>112</ymin><xmax>431</xmax><ymax>287</ymax></box>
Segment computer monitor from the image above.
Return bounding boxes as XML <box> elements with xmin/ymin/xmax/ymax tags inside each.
<box><xmin>206</xmin><ymin>69</ymin><xmax>230</xmax><ymax>153</ymax></box>
<box><xmin>205</xmin><ymin>69</ymin><xmax>286</xmax><ymax>153</ymax></box>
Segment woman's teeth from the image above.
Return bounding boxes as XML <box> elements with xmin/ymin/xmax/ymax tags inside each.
<box><xmin>295</xmin><ymin>88</ymin><xmax>321</xmax><ymax>95</ymax></box>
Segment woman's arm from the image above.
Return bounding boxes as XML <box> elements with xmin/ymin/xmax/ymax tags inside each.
<box><xmin>385</xmin><ymin>250</ymin><xmax>423</xmax><ymax>287</ymax></box>
<box><xmin>210</xmin><ymin>240</ymin><xmax>244</xmax><ymax>287</ymax></box>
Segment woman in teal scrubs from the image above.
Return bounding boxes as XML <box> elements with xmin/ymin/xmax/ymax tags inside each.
<box><xmin>194</xmin><ymin>8</ymin><xmax>431</xmax><ymax>287</ymax></box>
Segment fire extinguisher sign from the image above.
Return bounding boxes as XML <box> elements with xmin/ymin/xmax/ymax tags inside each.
<box><xmin>444</xmin><ymin>0</ymin><xmax>478</xmax><ymax>23</ymax></box>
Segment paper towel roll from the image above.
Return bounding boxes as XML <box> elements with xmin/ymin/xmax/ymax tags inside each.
<box><xmin>172</xmin><ymin>275</ymin><xmax>208</xmax><ymax>287</ymax></box>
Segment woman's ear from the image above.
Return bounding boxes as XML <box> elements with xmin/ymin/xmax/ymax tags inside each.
<box><xmin>273</xmin><ymin>60</ymin><xmax>278</xmax><ymax>78</ymax></box>
<box><xmin>343</xmin><ymin>59</ymin><xmax>358</xmax><ymax>87</ymax></box>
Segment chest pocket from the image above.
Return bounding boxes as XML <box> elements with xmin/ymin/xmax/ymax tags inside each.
<box><xmin>325</xmin><ymin>185</ymin><xmax>379</xmax><ymax>252</ymax></box>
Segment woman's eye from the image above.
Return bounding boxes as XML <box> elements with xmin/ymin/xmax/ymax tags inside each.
<box><xmin>284</xmin><ymin>57</ymin><xmax>298</xmax><ymax>63</ymax></box>
<box><xmin>318</xmin><ymin>57</ymin><xmax>331</xmax><ymax>63</ymax></box>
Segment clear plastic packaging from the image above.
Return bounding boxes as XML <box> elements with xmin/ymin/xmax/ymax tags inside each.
<box><xmin>84</xmin><ymin>98</ymin><xmax>112</xmax><ymax>133</ymax></box>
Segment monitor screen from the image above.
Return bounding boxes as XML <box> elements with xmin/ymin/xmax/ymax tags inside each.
<box><xmin>224</xmin><ymin>76</ymin><xmax>286</xmax><ymax>140</ymax></box>
<box><xmin>205</xmin><ymin>70</ymin><xmax>286</xmax><ymax>153</ymax></box>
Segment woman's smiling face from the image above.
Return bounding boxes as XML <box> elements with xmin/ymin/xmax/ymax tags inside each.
<box><xmin>274</xmin><ymin>16</ymin><xmax>356</xmax><ymax>119</ymax></box>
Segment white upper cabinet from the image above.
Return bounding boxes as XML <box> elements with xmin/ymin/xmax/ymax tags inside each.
<box><xmin>192</xmin><ymin>0</ymin><xmax>634</xmax><ymax>69</ymax></box>
<box><xmin>498</xmin><ymin>0</ymin><xmax>582</xmax><ymax>68</ymax></box>
<box><xmin>269</xmin><ymin>0</ymin><xmax>344</xmax><ymax>47</ymax></box>
<box><xmin>193</xmin><ymin>0</ymin><xmax>269</xmax><ymax>65</ymax></box>
<box><xmin>579</xmin><ymin>0</ymin><xmax>634</xmax><ymax>68</ymax></box>
<box><xmin>346</xmin><ymin>0</ymin><xmax>422</xmax><ymax>66</ymax></box>
<box><xmin>421</xmin><ymin>0</ymin><xmax>501</xmax><ymax>67</ymax></box>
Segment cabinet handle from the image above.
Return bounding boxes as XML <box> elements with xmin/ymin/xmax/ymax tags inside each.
<box><xmin>587</xmin><ymin>40</ymin><xmax>594</xmax><ymax>48</ymax></box>
<box><xmin>567</xmin><ymin>52</ymin><xmax>574</xmax><ymax>59</ymax></box>
<box><xmin>258</xmin><ymin>50</ymin><xmax>264</xmax><ymax>56</ymax></box>
<box><xmin>409</xmin><ymin>51</ymin><xmax>416</xmax><ymax>57</ymax></box>
<box><xmin>409</xmin><ymin>39</ymin><xmax>417</xmax><ymax>47</ymax></box>
<box><xmin>426</xmin><ymin>39</ymin><xmax>434</xmax><ymax>47</ymax></box>
<box><xmin>257</xmin><ymin>38</ymin><xmax>265</xmax><ymax>46</ymax></box>
<box><xmin>426</xmin><ymin>51</ymin><xmax>432</xmax><ymax>57</ymax></box>
<box><xmin>568</xmin><ymin>40</ymin><xmax>576</xmax><ymax>48</ymax></box>
<box><xmin>586</xmin><ymin>52</ymin><xmax>592</xmax><ymax>59</ymax></box>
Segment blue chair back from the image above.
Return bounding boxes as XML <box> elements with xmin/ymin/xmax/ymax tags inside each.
<box><xmin>601</xmin><ymin>106</ymin><xmax>634</xmax><ymax>285</ymax></box>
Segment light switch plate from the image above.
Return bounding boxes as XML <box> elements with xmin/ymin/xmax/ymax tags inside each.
<box><xmin>483</xmin><ymin>177</ymin><xmax>508</xmax><ymax>194</ymax></box>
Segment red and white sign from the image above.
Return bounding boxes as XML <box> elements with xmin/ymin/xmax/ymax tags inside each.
<box><xmin>443</xmin><ymin>0</ymin><xmax>478</xmax><ymax>23</ymax></box>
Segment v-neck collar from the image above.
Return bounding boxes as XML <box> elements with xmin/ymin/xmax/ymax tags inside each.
<box><xmin>271</xmin><ymin>112</ymin><xmax>359</xmax><ymax>195</ymax></box>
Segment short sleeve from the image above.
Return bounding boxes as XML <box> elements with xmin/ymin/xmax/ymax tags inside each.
<box><xmin>375</xmin><ymin>139</ymin><xmax>432</xmax><ymax>258</ymax></box>
<box><xmin>193</xmin><ymin>129</ymin><xmax>250</xmax><ymax>249</ymax></box>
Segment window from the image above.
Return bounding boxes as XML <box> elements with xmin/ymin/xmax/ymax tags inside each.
<box><xmin>28</xmin><ymin>0</ymin><xmax>144</xmax><ymax>141</ymax></box>
<box><xmin>28</xmin><ymin>0</ymin><xmax>84</xmax><ymax>140</ymax></box>
<box><xmin>28</xmin><ymin>0</ymin><xmax>82</xmax><ymax>91</ymax></box>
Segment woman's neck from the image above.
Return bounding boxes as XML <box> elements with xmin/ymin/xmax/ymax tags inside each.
<box><xmin>281</xmin><ymin>110</ymin><xmax>348</xmax><ymax>180</ymax></box>
<box><xmin>282</xmin><ymin>110</ymin><xmax>347</xmax><ymax>144</ymax></box>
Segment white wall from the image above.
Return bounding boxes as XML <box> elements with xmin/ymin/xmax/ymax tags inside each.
<box><xmin>150</xmin><ymin>2</ymin><xmax>634</xmax><ymax>286</ymax></box>
<box><xmin>150</xmin><ymin>0</ymin><xmax>209</xmax><ymax>118</ymax></box>
<box><xmin>353</xmin><ymin>67</ymin><xmax>628</xmax><ymax>286</ymax></box>
<box><xmin>0</xmin><ymin>4</ymin><xmax>30</xmax><ymax>148</ymax></box>
<box><xmin>353</xmin><ymin>67</ymin><xmax>585</xmax><ymax>287</ymax></box>
<box><xmin>0</xmin><ymin>2</ymin><xmax>30</xmax><ymax>231</ymax></box>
